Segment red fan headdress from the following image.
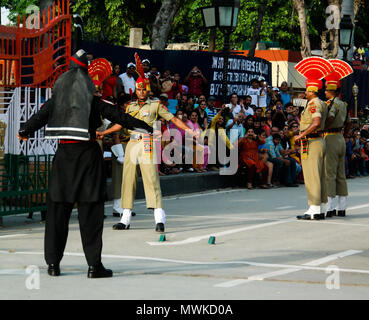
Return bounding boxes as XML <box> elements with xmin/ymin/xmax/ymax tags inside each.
<box><xmin>324</xmin><ymin>59</ymin><xmax>353</xmax><ymax>91</ymax></box>
<box><xmin>134</xmin><ymin>53</ymin><xmax>151</xmax><ymax>91</ymax></box>
<box><xmin>295</xmin><ymin>57</ymin><xmax>334</xmax><ymax>92</ymax></box>
<box><xmin>88</xmin><ymin>58</ymin><xmax>112</xmax><ymax>89</ymax></box>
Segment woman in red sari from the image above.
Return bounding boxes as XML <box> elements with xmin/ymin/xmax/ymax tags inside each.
<box><xmin>238</xmin><ymin>128</ymin><xmax>269</xmax><ymax>189</ymax></box>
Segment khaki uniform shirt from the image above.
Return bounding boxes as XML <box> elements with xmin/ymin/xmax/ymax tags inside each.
<box><xmin>126</xmin><ymin>98</ymin><xmax>174</xmax><ymax>135</ymax></box>
<box><xmin>326</xmin><ymin>98</ymin><xmax>349</xmax><ymax>129</ymax></box>
<box><xmin>300</xmin><ymin>97</ymin><xmax>327</xmax><ymax>132</ymax></box>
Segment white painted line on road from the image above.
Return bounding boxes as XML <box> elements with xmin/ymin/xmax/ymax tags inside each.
<box><xmin>348</xmin><ymin>203</ymin><xmax>369</xmax><ymax>211</ymax></box>
<box><xmin>276</xmin><ymin>206</ymin><xmax>295</xmax><ymax>210</ymax></box>
<box><xmin>146</xmin><ymin>218</ymin><xmax>295</xmax><ymax>246</ymax></box>
<box><xmin>0</xmin><ymin>234</ymin><xmax>28</xmax><ymax>239</ymax></box>
<box><xmin>214</xmin><ymin>249</ymin><xmax>362</xmax><ymax>288</ymax></box>
<box><xmin>1</xmin><ymin>250</ymin><xmax>368</xmax><ymax>277</ymax></box>
<box><xmin>0</xmin><ymin>269</ymin><xmax>25</xmax><ymax>275</ymax></box>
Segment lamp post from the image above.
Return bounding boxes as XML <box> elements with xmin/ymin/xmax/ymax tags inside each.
<box><xmin>352</xmin><ymin>82</ymin><xmax>359</xmax><ymax>120</ymax></box>
<box><xmin>339</xmin><ymin>14</ymin><xmax>354</xmax><ymax>62</ymax></box>
<box><xmin>201</xmin><ymin>0</ymin><xmax>240</xmax><ymax>104</ymax></box>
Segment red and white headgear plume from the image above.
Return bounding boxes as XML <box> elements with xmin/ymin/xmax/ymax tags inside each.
<box><xmin>134</xmin><ymin>53</ymin><xmax>151</xmax><ymax>91</ymax></box>
<box><xmin>88</xmin><ymin>58</ymin><xmax>112</xmax><ymax>89</ymax></box>
<box><xmin>295</xmin><ymin>57</ymin><xmax>334</xmax><ymax>92</ymax></box>
<box><xmin>324</xmin><ymin>59</ymin><xmax>353</xmax><ymax>91</ymax></box>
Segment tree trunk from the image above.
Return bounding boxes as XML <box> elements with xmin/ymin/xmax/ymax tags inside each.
<box><xmin>247</xmin><ymin>1</ymin><xmax>267</xmax><ymax>58</ymax></box>
<box><xmin>209</xmin><ymin>28</ymin><xmax>216</xmax><ymax>52</ymax></box>
<box><xmin>293</xmin><ymin>0</ymin><xmax>311</xmax><ymax>58</ymax></box>
<box><xmin>151</xmin><ymin>0</ymin><xmax>181</xmax><ymax>50</ymax></box>
<box><xmin>321</xmin><ymin>0</ymin><xmax>340</xmax><ymax>59</ymax></box>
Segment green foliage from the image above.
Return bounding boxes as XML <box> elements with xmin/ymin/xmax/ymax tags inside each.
<box><xmin>2</xmin><ymin>0</ymin><xmax>38</xmax><ymax>23</ymax></box>
<box><xmin>3</xmin><ymin>0</ymin><xmax>367</xmax><ymax>52</ymax></box>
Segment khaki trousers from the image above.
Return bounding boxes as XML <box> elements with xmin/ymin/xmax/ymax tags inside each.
<box><xmin>121</xmin><ymin>139</ymin><xmax>162</xmax><ymax>209</ymax></box>
<box><xmin>324</xmin><ymin>134</ymin><xmax>348</xmax><ymax>197</ymax></box>
<box><xmin>301</xmin><ymin>138</ymin><xmax>328</xmax><ymax>206</ymax></box>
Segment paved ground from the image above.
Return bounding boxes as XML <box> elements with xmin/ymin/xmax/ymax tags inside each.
<box><xmin>1</xmin><ymin>177</ymin><xmax>369</xmax><ymax>301</ymax></box>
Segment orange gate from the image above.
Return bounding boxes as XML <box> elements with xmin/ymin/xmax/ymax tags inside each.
<box><xmin>0</xmin><ymin>0</ymin><xmax>71</xmax><ymax>88</ymax></box>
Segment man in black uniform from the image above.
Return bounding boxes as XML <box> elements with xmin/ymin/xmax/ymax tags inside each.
<box><xmin>17</xmin><ymin>50</ymin><xmax>153</xmax><ymax>278</ymax></box>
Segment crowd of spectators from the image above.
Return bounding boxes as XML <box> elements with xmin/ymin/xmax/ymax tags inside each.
<box><xmin>95</xmin><ymin>54</ymin><xmax>369</xmax><ymax>190</ymax></box>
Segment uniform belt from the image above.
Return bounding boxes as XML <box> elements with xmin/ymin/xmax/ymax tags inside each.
<box><xmin>60</xmin><ymin>139</ymin><xmax>96</xmax><ymax>144</ymax></box>
<box><xmin>325</xmin><ymin>127</ymin><xmax>342</xmax><ymax>133</ymax></box>
<box><xmin>306</xmin><ymin>132</ymin><xmax>322</xmax><ymax>139</ymax></box>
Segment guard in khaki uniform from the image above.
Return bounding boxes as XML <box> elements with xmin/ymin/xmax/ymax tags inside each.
<box><xmin>324</xmin><ymin>59</ymin><xmax>353</xmax><ymax>218</ymax></box>
<box><xmin>99</xmin><ymin>54</ymin><xmax>198</xmax><ymax>233</ymax></box>
<box><xmin>294</xmin><ymin>57</ymin><xmax>334</xmax><ymax>220</ymax></box>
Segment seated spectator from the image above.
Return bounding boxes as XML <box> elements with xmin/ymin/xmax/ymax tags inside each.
<box><xmin>148</xmin><ymin>68</ymin><xmax>161</xmax><ymax>98</ymax></box>
<box><xmin>238</xmin><ymin>128</ymin><xmax>269</xmax><ymax>189</ymax></box>
<box><xmin>119</xmin><ymin>62</ymin><xmax>136</xmax><ymax>96</ymax></box>
<box><xmin>279</xmin><ymin>81</ymin><xmax>291</xmax><ymax>108</ymax></box>
<box><xmin>185</xmin><ymin>66</ymin><xmax>208</xmax><ymax>97</ymax></box>
<box><xmin>207</xmin><ymin>96</ymin><xmax>218</xmax><ymax>125</ymax></box>
<box><xmin>226</xmin><ymin>113</ymin><xmax>245</xmax><ymax>145</ymax></box>
<box><xmin>254</xmin><ymin>107</ymin><xmax>263</xmax><ymax>119</ymax></box>
<box><xmin>182</xmin><ymin>96</ymin><xmax>195</xmax><ymax>118</ymax></box>
<box><xmin>227</xmin><ymin>93</ymin><xmax>242</xmax><ymax>118</ymax></box>
<box><xmin>272</xmin><ymin>102</ymin><xmax>287</xmax><ymax>130</ymax></box>
<box><xmin>195</xmin><ymin>100</ymin><xmax>208</xmax><ymax>130</ymax></box>
<box><xmin>258</xmin><ymin>130</ymin><xmax>274</xmax><ymax>187</ymax></box>
<box><xmin>253</xmin><ymin>118</ymin><xmax>262</xmax><ymax>134</ymax></box>
<box><xmin>260</xmin><ymin>116</ymin><xmax>271</xmax><ymax>136</ymax></box>
<box><xmin>265</xmin><ymin>109</ymin><xmax>273</xmax><ymax>129</ymax></box>
<box><xmin>186</xmin><ymin>111</ymin><xmax>207</xmax><ymax>173</ymax></box>
<box><xmin>244</xmin><ymin>115</ymin><xmax>254</xmax><ymax>131</ymax></box>
<box><xmin>241</xmin><ymin>95</ymin><xmax>254</xmax><ymax>116</ymax></box>
<box><xmin>207</xmin><ymin>105</ymin><xmax>234</xmax><ymax>170</ymax></box>
<box><xmin>102</xmin><ymin>63</ymin><xmax>121</xmax><ymax>101</ymax></box>
<box><xmin>361</xmin><ymin>141</ymin><xmax>369</xmax><ymax>173</ymax></box>
<box><xmin>265</xmin><ymin>133</ymin><xmax>298</xmax><ymax>187</ymax></box>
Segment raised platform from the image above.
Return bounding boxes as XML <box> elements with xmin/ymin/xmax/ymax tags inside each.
<box><xmin>106</xmin><ymin>171</ymin><xmax>240</xmax><ymax>200</ymax></box>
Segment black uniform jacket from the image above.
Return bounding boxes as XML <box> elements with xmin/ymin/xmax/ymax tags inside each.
<box><xmin>20</xmin><ymin>96</ymin><xmax>153</xmax><ymax>203</ymax></box>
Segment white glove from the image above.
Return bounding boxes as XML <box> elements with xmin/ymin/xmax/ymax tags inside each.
<box><xmin>117</xmin><ymin>156</ymin><xmax>124</xmax><ymax>164</ymax></box>
<box><xmin>111</xmin><ymin>144</ymin><xmax>124</xmax><ymax>158</ymax></box>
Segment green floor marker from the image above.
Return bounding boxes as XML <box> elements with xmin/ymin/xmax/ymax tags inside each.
<box><xmin>159</xmin><ymin>234</ymin><xmax>166</xmax><ymax>242</ymax></box>
<box><xmin>208</xmin><ymin>236</ymin><xmax>216</xmax><ymax>244</ymax></box>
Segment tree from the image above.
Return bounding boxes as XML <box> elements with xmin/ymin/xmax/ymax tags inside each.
<box><xmin>247</xmin><ymin>0</ymin><xmax>267</xmax><ymax>58</ymax></box>
<box><xmin>293</xmin><ymin>0</ymin><xmax>312</xmax><ymax>58</ymax></box>
<box><xmin>151</xmin><ymin>0</ymin><xmax>181</xmax><ymax>50</ymax></box>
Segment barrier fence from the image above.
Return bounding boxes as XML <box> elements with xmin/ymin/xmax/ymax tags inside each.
<box><xmin>0</xmin><ymin>154</ymin><xmax>53</xmax><ymax>217</ymax></box>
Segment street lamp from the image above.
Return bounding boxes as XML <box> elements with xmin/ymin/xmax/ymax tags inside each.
<box><xmin>201</xmin><ymin>0</ymin><xmax>240</xmax><ymax>103</ymax></box>
<box><xmin>339</xmin><ymin>15</ymin><xmax>354</xmax><ymax>62</ymax></box>
<box><xmin>352</xmin><ymin>82</ymin><xmax>359</xmax><ymax>120</ymax></box>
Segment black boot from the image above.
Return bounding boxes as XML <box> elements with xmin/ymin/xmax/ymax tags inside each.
<box><xmin>112</xmin><ymin>222</ymin><xmax>130</xmax><ymax>230</ymax></box>
<box><xmin>337</xmin><ymin>210</ymin><xmax>346</xmax><ymax>217</ymax></box>
<box><xmin>47</xmin><ymin>264</ymin><xmax>60</xmax><ymax>276</ymax></box>
<box><xmin>155</xmin><ymin>223</ymin><xmax>165</xmax><ymax>233</ymax></box>
<box><xmin>87</xmin><ymin>263</ymin><xmax>113</xmax><ymax>278</ymax></box>
<box><xmin>326</xmin><ymin>210</ymin><xmax>336</xmax><ymax>218</ymax></box>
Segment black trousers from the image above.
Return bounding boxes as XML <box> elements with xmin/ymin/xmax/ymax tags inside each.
<box><xmin>44</xmin><ymin>198</ymin><xmax>105</xmax><ymax>267</ymax></box>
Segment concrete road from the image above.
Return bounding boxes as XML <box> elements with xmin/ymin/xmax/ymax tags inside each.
<box><xmin>1</xmin><ymin>177</ymin><xmax>369</xmax><ymax>301</ymax></box>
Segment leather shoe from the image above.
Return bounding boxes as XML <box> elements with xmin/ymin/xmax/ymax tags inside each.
<box><xmin>337</xmin><ymin>210</ymin><xmax>346</xmax><ymax>217</ymax></box>
<box><xmin>297</xmin><ymin>214</ymin><xmax>323</xmax><ymax>220</ymax></box>
<box><xmin>326</xmin><ymin>210</ymin><xmax>336</xmax><ymax>218</ymax></box>
<box><xmin>47</xmin><ymin>264</ymin><xmax>60</xmax><ymax>276</ymax></box>
<box><xmin>155</xmin><ymin>223</ymin><xmax>165</xmax><ymax>233</ymax></box>
<box><xmin>112</xmin><ymin>222</ymin><xmax>130</xmax><ymax>230</ymax></box>
<box><xmin>131</xmin><ymin>211</ymin><xmax>136</xmax><ymax>217</ymax></box>
<box><xmin>286</xmin><ymin>183</ymin><xmax>299</xmax><ymax>187</ymax></box>
<box><xmin>87</xmin><ymin>263</ymin><xmax>113</xmax><ymax>279</ymax></box>
<box><xmin>112</xmin><ymin>210</ymin><xmax>121</xmax><ymax>217</ymax></box>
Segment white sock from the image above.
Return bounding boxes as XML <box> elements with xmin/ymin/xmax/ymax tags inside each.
<box><xmin>113</xmin><ymin>199</ymin><xmax>123</xmax><ymax>214</ymax></box>
<box><xmin>154</xmin><ymin>208</ymin><xmax>166</xmax><ymax>224</ymax></box>
<box><xmin>338</xmin><ymin>196</ymin><xmax>347</xmax><ymax>211</ymax></box>
<box><xmin>120</xmin><ymin>209</ymin><xmax>132</xmax><ymax>225</ymax></box>
<box><xmin>309</xmin><ymin>205</ymin><xmax>321</xmax><ymax>216</ymax></box>
<box><xmin>327</xmin><ymin>197</ymin><xmax>336</xmax><ymax>211</ymax></box>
